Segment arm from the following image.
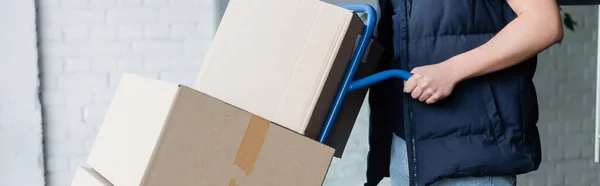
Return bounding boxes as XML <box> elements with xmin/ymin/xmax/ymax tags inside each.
<box><xmin>446</xmin><ymin>0</ymin><xmax>564</xmax><ymax>81</ymax></box>
<box><xmin>404</xmin><ymin>0</ymin><xmax>564</xmax><ymax>104</ymax></box>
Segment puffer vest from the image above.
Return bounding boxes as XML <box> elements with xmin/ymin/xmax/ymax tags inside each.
<box><xmin>366</xmin><ymin>0</ymin><xmax>542</xmax><ymax>185</ymax></box>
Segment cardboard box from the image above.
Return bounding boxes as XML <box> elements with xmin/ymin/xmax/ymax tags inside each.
<box><xmin>85</xmin><ymin>74</ymin><xmax>334</xmax><ymax>186</ymax></box>
<box><xmin>71</xmin><ymin>166</ymin><xmax>112</xmax><ymax>186</ymax></box>
<box><xmin>194</xmin><ymin>0</ymin><xmax>382</xmax><ymax>157</ymax></box>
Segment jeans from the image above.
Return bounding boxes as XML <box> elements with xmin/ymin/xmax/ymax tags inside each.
<box><xmin>390</xmin><ymin>134</ymin><xmax>517</xmax><ymax>186</ymax></box>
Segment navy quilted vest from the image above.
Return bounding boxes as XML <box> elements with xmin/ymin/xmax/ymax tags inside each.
<box><xmin>366</xmin><ymin>0</ymin><xmax>542</xmax><ymax>185</ymax></box>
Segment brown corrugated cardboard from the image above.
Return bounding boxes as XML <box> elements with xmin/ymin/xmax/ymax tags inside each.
<box><xmin>194</xmin><ymin>0</ymin><xmax>382</xmax><ymax>157</ymax></box>
<box><xmin>86</xmin><ymin>74</ymin><xmax>334</xmax><ymax>186</ymax></box>
<box><xmin>71</xmin><ymin>166</ymin><xmax>112</xmax><ymax>186</ymax></box>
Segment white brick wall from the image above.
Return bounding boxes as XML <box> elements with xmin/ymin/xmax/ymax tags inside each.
<box><xmin>37</xmin><ymin>0</ymin><xmax>216</xmax><ymax>185</ymax></box>
<box><xmin>519</xmin><ymin>5</ymin><xmax>600</xmax><ymax>186</ymax></box>
<box><xmin>0</xmin><ymin>0</ymin><xmax>45</xmax><ymax>185</ymax></box>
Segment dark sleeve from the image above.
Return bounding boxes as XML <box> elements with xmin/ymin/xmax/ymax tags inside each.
<box><xmin>365</xmin><ymin>0</ymin><xmax>395</xmax><ymax>185</ymax></box>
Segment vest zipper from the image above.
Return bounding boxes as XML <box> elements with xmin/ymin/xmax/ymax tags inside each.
<box><xmin>407</xmin><ymin>0</ymin><xmax>412</xmax><ymax>19</ymax></box>
<box><xmin>405</xmin><ymin>0</ymin><xmax>418</xmax><ymax>185</ymax></box>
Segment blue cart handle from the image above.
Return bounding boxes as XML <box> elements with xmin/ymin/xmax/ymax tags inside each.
<box><xmin>318</xmin><ymin>5</ymin><xmax>412</xmax><ymax>144</ymax></box>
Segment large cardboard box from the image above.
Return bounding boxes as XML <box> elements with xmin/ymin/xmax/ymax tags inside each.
<box><xmin>82</xmin><ymin>74</ymin><xmax>334</xmax><ymax>186</ymax></box>
<box><xmin>195</xmin><ymin>0</ymin><xmax>382</xmax><ymax>156</ymax></box>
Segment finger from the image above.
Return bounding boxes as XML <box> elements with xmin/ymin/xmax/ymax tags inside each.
<box><xmin>426</xmin><ymin>96</ymin><xmax>438</xmax><ymax>104</ymax></box>
<box><xmin>426</xmin><ymin>93</ymin><xmax>442</xmax><ymax>104</ymax></box>
<box><xmin>419</xmin><ymin>89</ymin><xmax>434</xmax><ymax>102</ymax></box>
<box><xmin>404</xmin><ymin>74</ymin><xmax>420</xmax><ymax>93</ymax></box>
<box><xmin>411</xmin><ymin>86</ymin><xmax>424</xmax><ymax>99</ymax></box>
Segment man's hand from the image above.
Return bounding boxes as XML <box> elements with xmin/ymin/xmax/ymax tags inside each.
<box><xmin>404</xmin><ymin>62</ymin><xmax>460</xmax><ymax>104</ymax></box>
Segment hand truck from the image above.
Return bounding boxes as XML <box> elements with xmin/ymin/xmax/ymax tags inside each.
<box><xmin>318</xmin><ymin>4</ymin><xmax>413</xmax><ymax>144</ymax></box>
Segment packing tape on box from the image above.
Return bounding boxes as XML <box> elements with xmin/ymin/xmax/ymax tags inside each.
<box><xmin>229</xmin><ymin>115</ymin><xmax>271</xmax><ymax>185</ymax></box>
<box><xmin>229</xmin><ymin>179</ymin><xmax>238</xmax><ymax>186</ymax></box>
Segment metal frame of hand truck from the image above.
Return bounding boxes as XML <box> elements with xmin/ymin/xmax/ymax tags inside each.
<box><xmin>318</xmin><ymin>4</ymin><xmax>412</xmax><ymax>144</ymax></box>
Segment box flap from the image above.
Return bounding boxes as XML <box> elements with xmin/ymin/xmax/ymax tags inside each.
<box><xmin>141</xmin><ymin>85</ymin><xmax>252</xmax><ymax>186</ymax></box>
<box><xmin>87</xmin><ymin>73</ymin><xmax>181</xmax><ymax>186</ymax></box>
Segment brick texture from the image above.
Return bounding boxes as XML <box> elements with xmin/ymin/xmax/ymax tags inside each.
<box><xmin>518</xmin><ymin>5</ymin><xmax>600</xmax><ymax>186</ymax></box>
<box><xmin>37</xmin><ymin>0</ymin><xmax>216</xmax><ymax>185</ymax></box>
<box><xmin>0</xmin><ymin>0</ymin><xmax>46</xmax><ymax>185</ymax></box>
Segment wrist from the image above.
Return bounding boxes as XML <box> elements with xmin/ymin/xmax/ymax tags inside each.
<box><xmin>440</xmin><ymin>56</ymin><xmax>470</xmax><ymax>83</ymax></box>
